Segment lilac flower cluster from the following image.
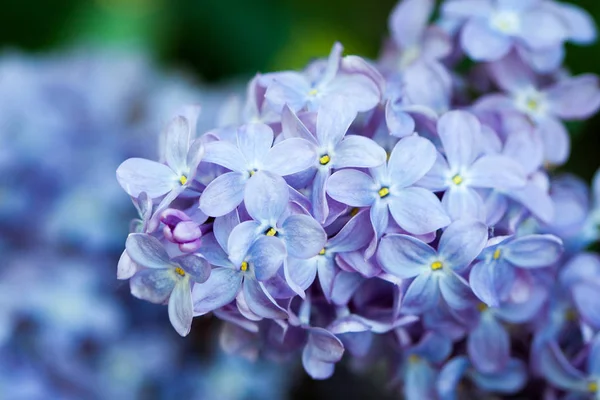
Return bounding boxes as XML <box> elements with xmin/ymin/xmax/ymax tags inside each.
<box><xmin>117</xmin><ymin>0</ymin><xmax>600</xmax><ymax>397</ymax></box>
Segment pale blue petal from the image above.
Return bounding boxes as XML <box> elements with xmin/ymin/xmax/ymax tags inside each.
<box><xmin>470</xmin><ymin>358</ymin><xmax>527</xmax><ymax>393</ymax></box>
<box><xmin>388</xmin><ymin>135</ymin><xmax>437</xmax><ymax>188</ymax></box>
<box><xmin>248</xmin><ymin>236</ymin><xmax>287</xmax><ymax>281</ymax></box>
<box><xmin>468</xmin><ymin>313</ymin><xmax>509</xmax><ymax>373</ymax></box>
<box><xmin>117</xmin><ymin>158</ymin><xmax>178</xmax><ymax>198</ymax></box>
<box><xmin>285</xmin><ymin>257</ymin><xmax>318</xmax><ymax>292</ymax></box>
<box><xmin>213</xmin><ymin>209</ymin><xmax>240</xmax><ymax>251</ymax></box>
<box><xmin>302</xmin><ymin>346</ymin><xmax>335</xmax><ymax>380</ymax></box>
<box><xmin>168</xmin><ymin>280</ymin><xmax>194</xmax><ymax>336</ymax></box>
<box><xmin>198</xmin><ymin>233</ymin><xmax>232</xmax><ymax>268</ymax></box>
<box><xmin>244</xmin><ymin>170</ymin><xmax>289</xmax><ymax>222</ymax></box>
<box><xmin>164</xmin><ymin>116</ymin><xmax>190</xmax><ymax>174</ymax></box>
<box><xmin>316</xmin><ymin>99</ymin><xmax>357</xmax><ymax>146</ymax></box>
<box><xmin>227</xmin><ymin>220</ymin><xmax>262</xmax><ymax>267</ymax></box>
<box><xmin>173</xmin><ymin>254</ymin><xmax>211</xmax><ymax>283</ymax></box>
<box><xmin>468</xmin><ymin>155</ymin><xmax>526</xmax><ymax>190</ymax></box>
<box><xmin>505</xmin><ymin>234</ymin><xmax>563</xmax><ymax>268</ymax></box>
<box><xmin>318</xmin><ymin>257</ymin><xmax>337</xmax><ymax>302</ymax></box>
<box><xmin>243</xmin><ymin>279</ymin><xmax>287</xmax><ymax>319</ymax></box>
<box><xmin>326</xmin><ymin>169</ymin><xmax>377</xmax><ymax>207</ymax></box>
<box><xmin>280</xmin><ymin>214</ymin><xmax>327</xmax><ymax>259</ymax></box>
<box><xmin>130</xmin><ymin>268</ymin><xmax>175</xmax><ymax>304</ymax></box>
<box><xmin>546</xmin><ymin>74</ymin><xmax>600</xmax><ymax>120</ymax></box>
<box><xmin>333</xmin><ymin>135</ymin><xmax>387</xmax><ymax>169</ymax></box>
<box><xmin>437</xmin><ymin>110</ymin><xmax>480</xmax><ymax>169</ymax></box>
<box><xmin>442</xmin><ymin>186</ymin><xmax>485</xmax><ymax>222</ymax></box>
<box><xmin>438</xmin><ymin>270</ymin><xmax>475</xmax><ymax>310</ymax></box>
<box><xmin>402</xmin><ymin>271</ymin><xmax>440</xmax><ymax>314</ymax></box>
<box><xmin>461</xmin><ymin>19</ymin><xmax>512</xmax><ymax>61</ymax></box>
<box><xmin>125</xmin><ymin>233</ymin><xmax>171</xmax><ymax>269</ymax></box>
<box><xmin>469</xmin><ymin>260</ymin><xmax>515</xmax><ymax>307</ymax></box>
<box><xmin>202</xmin><ymin>140</ymin><xmax>247</xmax><ymax>172</ymax></box>
<box><xmin>405</xmin><ymin>358</ymin><xmax>437</xmax><ymax>400</ymax></box>
<box><xmin>328</xmin><ymin>209</ymin><xmax>373</xmax><ymax>252</ymax></box>
<box><xmin>572</xmin><ymin>283</ymin><xmax>600</xmax><ymax>329</ymax></box>
<box><xmin>389</xmin><ymin>187</ymin><xmax>451</xmax><ymax>235</ymax></box>
<box><xmin>587</xmin><ymin>334</ymin><xmax>600</xmax><ymax>376</ymax></box>
<box><xmin>264</xmin><ymin>72</ymin><xmax>311</xmax><ymax>112</ymax></box>
<box><xmin>389</xmin><ymin>0</ymin><xmax>434</xmax><ymax>48</ymax></box>
<box><xmin>311</xmin><ymin>168</ymin><xmax>330</xmax><ymax>223</ymax></box>
<box><xmin>192</xmin><ymin>268</ymin><xmax>242</xmax><ymax>315</ymax></box>
<box><xmin>519</xmin><ymin>10</ymin><xmax>568</xmax><ymax>50</ymax></box>
<box><xmin>438</xmin><ymin>219</ymin><xmax>488</xmax><ymax>270</ymax></box>
<box><xmin>237</xmin><ymin>123</ymin><xmax>274</xmax><ymax>164</ymax></box>
<box><xmin>264</xmin><ymin>138</ymin><xmax>317</xmax><ymax>175</ymax></box>
<box><xmin>437</xmin><ymin>357</ymin><xmax>469</xmax><ymax>400</ymax></box>
<box><xmin>117</xmin><ymin>250</ymin><xmax>137</xmax><ymax>280</ymax></box>
<box><xmin>377</xmin><ymin>234</ymin><xmax>434</xmax><ymax>279</ymax></box>
<box><xmin>199</xmin><ymin>172</ymin><xmax>247</xmax><ymax>217</ymax></box>
<box><xmin>538</xmin><ymin>342</ymin><xmax>588</xmax><ymax>392</ymax></box>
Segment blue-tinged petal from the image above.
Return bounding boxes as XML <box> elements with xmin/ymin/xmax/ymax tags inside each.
<box><xmin>442</xmin><ymin>186</ymin><xmax>486</xmax><ymax>222</ymax></box>
<box><xmin>538</xmin><ymin>342</ymin><xmax>589</xmax><ymax>392</ymax></box>
<box><xmin>330</xmin><ymin>271</ymin><xmax>363</xmax><ymax>306</ymax></box>
<box><xmin>326</xmin><ymin>169</ymin><xmax>377</xmax><ymax>207</ymax></box>
<box><xmin>418</xmin><ymin>151</ymin><xmax>451</xmax><ymax>191</ymax></box>
<box><xmin>173</xmin><ymin>254</ymin><xmax>211</xmax><ymax>283</ymax></box>
<box><xmin>280</xmin><ymin>104</ymin><xmax>317</xmax><ymax>143</ymax></box>
<box><xmin>328</xmin><ymin>209</ymin><xmax>372</xmax><ymax>253</ymax></box>
<box><xmin>377</xmin><ymin>234</ymin><xmax>434</xmax><ymax>278</ymax></box>
<box><xmin>469</xmin><ymin>260</ymin><xmax>515</xmax><ymax>307</ymax></box>
<box><xmin>242</xmin><ymin>279</ymin><xmax>287</xmax><ymax>319</ymax></box>
<box><xmin>366</xmin><ymin>200</ymin><xmax>389</xmax><ymax>259</ymax></box>
<box><xmin>164</xmin><ymin>116</ymin><xmax>190</xmax><ymax>174</ymax></box>
<box><xmin>460</xmin><ymin>19</ymin><xmax>512</xmax><ymax>61</ymax></box>
<box><xmin>486</xmin><ymin>50</ymin><xmax>536</xmax><ymax>93</ymax></box>
<box><xmin>320</xmin><ymin>42</ymin><xmax>343</xmax><ymax>85</ymax></box>
<box><xmin>437</xmin><ymin>357</ymin><xmax>470</xmax><ymax>400</ymax></box>
<box><xmin>264</xmin><ymin>138</ymin><xmax>317</xmax><ymax>175</ymax></box>
<box><xmin>285</xmin><ymin>257</ymin><xmax>317</xmax><ymax>292</ymax></box>
<box><xmin>186</xmin><ymin>138</ymin><xmax>205</xmax><ymax>180</ymax></box>
<box><xmin>386</xmin><ymin>101</ymin><xmax>415</xmax><ymax>138</ymax></box>
<box><xmin>322</xmin><ymin>75</ymin><xmax>381</xmax><ymax>113</ymax></box>
<box><xmin>538</xmin><ymin>116</ymin><xmax>570</xmax><ymax>165</ymax></box>
<box><xmin>126</xmin><ymin>233</ymin><xmax>171</xmax><ymax>269</ymax></box>
<box><xmin>117</xmin><ymin>250</ymin><xmax>137</xmax><ymax>280</ymax></box>
<box><xmin>389</xmin><ymin>187</ymin><xmax>451</xmax><ymax>235</ymax></box>
<box><xmin>192</xmin><ymin>268</ymin><xmax>242</xmax><ymax>315</ymax></box>
<box><xmin>470</xmin><ymin>358</ymin><xmax>527</xmax><ymax>393</ymax></box>
<box><xmin>507</xmin><ymin>179</ymin><xmax>554</xmax><ymax>224</ymax></box>
<box><xmin>264</xmin><ymin>72</ymin><xmax>311</xmax><ymax>112</ymax></box>
<box><xmin>437</xmin><ymin>110</ymin><xmax>480</xmax><ymax>169</ymax></box>
<box><xmin>244</xmin><ymin>170</ymin><xmax>289</xmax><ymax>223</ymax></box>
<box><xmin>402</xmin><ymin>271</ymin><xmax>440</xmax><ymax>314</ymax></box>
<box><xmin>317</xmin><ymin>257</ymin><xmax>337</xmax><ymax>302</ymax></box>
<box><xmin>389</xmin><ymin>0</ymin><xmax>434</xmax><ymax>48</ymax></box>
<box><xmin>505</xmin><ymin>234</ymin><xmax>563</xmax><ymax>268</ymax></box>
<box><xmin>199</xmin><ymin>171</ymin><xmax>247</xmax><ymax>217</ymax></box>
<box><xmin>587</xmin><ymin>334</ymin><xmax>600</xmax><ymax>376</ymax></box>
<box><xmin>237</xmin><ymin>123</ymin><xmax>274</xmax><ymax>164</ymax></box>
<box><xmin>227</xmin><ymin>220</ymin><xmax>262</xmax><ymax>266</ymax></box>
<box><xmin>405</xmin><ymin>358</ymin><xmax>437</xmax><ymax>400</ymax></box>
<box><xmin>280</xmin><ymin>214</ymin><xmax>327</xmax><ymax>259</ymax></box>
<box><xmin>468</xmin><ymin>313</ymin><xmax>509</xmax><ymax>373</ymax></box>
<box><xmin>234</xmin><ymin>288</ymin><xmax>263</xmax><ymax>321</ymax></box>
<box><xmin>213</xmin><ymin>209</ymin><xmax>240</xmax><ymax>251</ymax></box>
<box><xmin>438</xmin><ymin>219</ymin><xmax>488</xmax><ymax>270</ymax></box>
<box><xmin>316</xmin><ymin>99</ymin><xmax>357</xmax><ymax>147</ymax></box>
<box><xmin>549</xmin><ymin>2</ymin><xmax>597</xmax><ymax>44</ymax></box>
<box><xmin>441</xmin><ymin>0</ymin><xmax>492</xmax><ymax>18</ymax></box>
<box><xmin>168</xmin><ymin>280</ymin><xmax>194</xmax><ymax>336</ymax></box>
<box><xmin>413</xmin><ymin>332</ymin><xmax>453</xmax><ymax>362</ymax></box>
<box><xmin>130</xmin><ymin>268</ymin><xmax>175</xmax><ymax>304</ymax></box>
<box><xmin>572</xmin><ymin>283</ymin><xmax>600</xmax><ymax>329</ymax></box>
<box><xmin>248</xmin><ymin>236</ymin><xmax>287</xmax><ymax>281</ymax></box>
<box><xmin>333</xmin><ymin>135</ymin><xmax>387</xmax><ymax>169</ymax></box>
<box><xmin>311</xmin><ymin>168</ymin><xmax>330</xmax><ymax>223</ymax></box>
<box><xmin>202</xmin><ymin>140</ymin><xmax>247</xmax><ymax>172</ymax></box>
<box><xmin>117</xmin><ymin>158</ymin><xmax>178</xmax><ymax>198</ymax></box>
<box><xmin>337</xmin><ymin>251</ymin><xmax>380</xmax><ymax>278</ymax></box>
<box><xmin>388</xmin><ymin>135</ymin><xmax>437</xmax><ymax>188</ymax></box>
<box><xmin>302</xmin><ymin>346</ymin><xmax>335</xmax><ymax>380</ymax></box>
<box><xmin>547</xmin><ymin>74</ymin><xmax>600</xmax><ymax>120</ymax></box>
<box><xmin>439</xmin><ymin>270</ymin><xmax>475</xmax><ymax>310</ymax></box>
<box><xmin>519</xmin><ymin>10</ymin><xmax>568</xmax><ymax>50</ymax></box>
<box><xmin>307</xmin><ymin>327</ymin><xmax>345</xmax><ymax>363</ymax></box>
<box><xmin>403</xmin><ymin>61</ymin><xmax>451</xmax><ymax>113</ymax></box>
<box><xmin>198</xmin><ymin>233</ymin><xmax>232</xmax><ymax>268</ymax></box>
<box><xmin>468</xmin><ymin>155</ymin><xmax>526</xmax><ymax>190</ymax></box>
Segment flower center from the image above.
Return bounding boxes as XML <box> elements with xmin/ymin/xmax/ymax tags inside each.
<box><xmin>378</xmin><ymin>186</ymin><xmax>390</xmax><ymax>198</ymax></box>
<box><xmin>589</xmin><ymin>382</ymin><xmax>598</xmax><ymax>393</ymax></box>
<box><xmin>477</xmin><ymin>303</ymin><xmax>488</xmax><ymax>312</ymax></box>
<box><xmin>265</xmin><ymin>227</ymin><xmax>277</xmax><ymax>237</ymax></box>
<box><xmin>240</xmin><ymin>261</ymin><xmax>249</xmax><ymax>272</ymax></box>
<box><xmin>350</xmin><ymin>207</ymin><xmax>360</xmax><ymax>217</ymax></box>
<box><xmin>319</xmin><ymin>154</ymin><xmax>331</xmax><ymax>165</ymax></box>
<box><xmin>179</xmin><ymin>175</ymin><xmax>188</xmax><ymax>185</ymax></box>
<box><xmin>308</xmin><ymin>88</ymin><xmax>319</xmax><ymax>97</ymax></box>
<box><xmin>408</xmin><ymin>354</ymin><xmax>420</xmax><ymax>363</ymax></box>
<box><xmin>490</xmin><ymin>10</ymin><xmax>520</xmax><ymax>35</ymax></box>
<box><xmin>248</xmin><ymin>168</ymin><xmax>258</xmax><ymax>177</ymax></box>
<box><xmin>175</xmin><ymin>267</ymin><xmax>186</xmax><ymax>276</ymax></box>
<box><xmin>493</xmin><ymin>248</ymin><xmax>501</xmax><ymax>260</ymax></box>
<box><xmin>431</xmin><ymin>261</ymin><xmax>443</xmax><ymax>271</ymax></box>
<box><xmin>318</xmin><ymin>248</ymin><xmax>326</xmax><ymax>256</ymax></box>
<box><xmin>451</xmin><ymin>174</ymin><xmax>463</xmax><ymax>186</ymax></box>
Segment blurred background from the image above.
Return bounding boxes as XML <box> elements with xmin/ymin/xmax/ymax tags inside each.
<box><xmin>1</xmin><ymin>0</ymin><xmax>599</xmax><ymax>398</ymax></box>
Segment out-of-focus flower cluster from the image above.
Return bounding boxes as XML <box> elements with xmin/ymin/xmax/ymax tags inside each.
<box><xmin>0</xmin><ymin>50</ymin><xmax>292</xmax><ymax>399</ymax></box>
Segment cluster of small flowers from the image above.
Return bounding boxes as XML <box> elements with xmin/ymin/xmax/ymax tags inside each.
<box><xmin>0</xmin><ymin>50</ymin><xmax>291</xmax><ymax>399</ymax></box>
<box><xmin>116</xmin><ymin>0</ymin><xmax>600</xmax><ymax>397</ymax></box>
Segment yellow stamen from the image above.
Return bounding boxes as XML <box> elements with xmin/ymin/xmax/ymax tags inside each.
<box><xmin>319</xmin><ymin>248</ymin><xmax>326</xmax><ymax>256</ymax></box>
<box><xmin>175</xmin><ymin>267</ymin><xmax>185</xmax><ymax>276</ymax></box>
<box><xmin>493</xmin><ymin>248</ymin><xmax>501</xmax><ymax>260</ymax></box>
<box><xmin>408</xmin><ymin>354</ymin><xmax>420</xmax><ymax>363</ymax></box>
<box><xmin>319</xmin><ymin>154</ymin><xmax>331</xmax><ymax>165</ymax></box>
<box><xmin>265</xmin><ymin>228</ymin><xmax>277</xmax><ymax>237</ymax></box>
<box><xmin>527</xmin><ymin>98</ymin><xmax>539</xmax><ymax>111</ymax></box>
<box><xmin>565</xmin><ymin>309</ymin><xmax>578</xmax><ymax>321</ymax></box>
<box><xmin>308</xmin><ymin>88</ymin><xmax>318</xmax><ymax>96</ymax></box>
<box><xmin>240</xmin><ymin>261</ymin><xmax>248</xmax><ymax>272</ymax></box>
<box><xmin>477</xmin><ymin>303</ymin><xmax>488</xmax><ymax>312</ymax></box>
<box><xmin>589</xmin><ymin>382</ymin><xmax>598</xmax><ymax>393</ymax></box>
<box><xmin>452</xmin><ymin>174</ymin><xmax>463</xmax><ymax>186</ymax></box>
<box><xmin>431</xmin><ymin>261</ymin><xmax>443</xmax><ymax>271</ymax></box>
<box><xmin>386</xmin><ymin>151</ymin><xmax>391</xmax><ymax>161</ymax></box>
<box><xmin>350</xmin><ymin>207</ymin><xmax>359</xmax><ymax>217</ymax></box>
<box><xmin>249</xmin><ymin>169</ymin><xmax>257</xmax><ymax>177</ymax></box>
<box><xmin>179</xmin><ymin>175</ymin><xmax>188</xmax><ymax>185</ymax></box>
<box><xmin>378</xmin><ymin>187</ymin><xmax>390</xmax><ymax>198</ymax></box>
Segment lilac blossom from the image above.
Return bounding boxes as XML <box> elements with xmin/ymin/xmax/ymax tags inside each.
<box><xmin>199</xmin><ymin>122</ymin><xmax>316</xmax><ymax>216</ymax></box>
<box><xmin>126</xmin><ymin>233</ymin><xmax>211</xmax><ymax>336</ymax></box>
<box><xmin>377</xmin><ymin>219</ymin><xmax>488</xmax><ymax>313</ymax></box>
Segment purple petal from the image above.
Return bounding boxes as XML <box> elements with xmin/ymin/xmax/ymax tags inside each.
<box><xmin>321</xmin><ymin>42</ymin><xmax>343</xmax><ymax>85</ymax></box>
<box><xmin>316</xmin><ymin>99</ymin><xmax>357</xmax><ymax>146</ymax></box>
<box><xmin>437</xmin><ymin>110</ymin><xmax>480</xmax><ymax>169</ymax></box>
<box><xmin>311</xmin><ymin>168</ymin><xmax>329</xmax><ymax>223</ymax></box>
<box><xmin>265</xmin><ymin>138</ymin><xmax>317</xmax><ymax>175</ymax></box>
<box><xmin>237</xmin><ymin>123</ymin><xmax>274</xmax><ymax>164</ymax></box>
<box><xmin>244</xmin><ymin>170</ymin><xmax>289</xmax><ymax>222</ymax></box>
<box><xmin>192</xmin><ymin>268</ymin><xmax>242</xmax><ymax>315</ymax></box>
<box><xmin>324</xmin><ymin>75</ymin><xmax>381</xmax><ymax>113</ymax></box>
<box><xmin>168</xmin><ymin>281</ymin><xmax>194</xmax><ymax>336</ymax></box>
<box><xmin>285</xmin><ymin>258</ymin><xmax>318</xmax><ymax>292</ymax></box>
<box><xmin>468</xmin><ymin>155</ymin><xmax>526</xmax><ymax>190</ymax></box>
<box><xmin>328</xmin><ymin>209</ymin><xmax>373</xmax><ymax>252</ymax></box>
<box><xmin>366</xmin><ymin>201</ymin><xmax>389</xmax><ymax>258</ymax></box>
<box><xmin>437</xmin><ymin>357</ymin><xmax>469</xmax><ymax>400</ymax></box>
<box><xmin>421</xmin><ymin>26</ymin><xmax>453</xmax><ymax>61</ymax></box>
<box><xmin>389</xmin><ymin>0</ymin><xmax>434</xmax><ymax>48</ymax></box>
<box><xmin>538</xmin><ymin>342</ymin><xmax>588</xmax><ymax>392</ymax></box>
<box><xmin>442</xmin><ymin>0</ymin><xmax>492</xmax><ymax>18</ymax></box>
<box><xmin>164</xmin><ymin>116</ymin><xmax>190</xmax><ymax>174</ymax></box>
<box><xmin>470</xmin><ymin>260</ymin><xmax>515</xmax><ymax>307</ymax></box>
<box><xmin>389</xmin><ymin>187</ymin><xmax>451</xmax><ymax>235</ymax></box>
<box><xmin>439</xmin><ymin>219</ymin><xmax>488</xmax><ymax>270</ymax></box>
<box><xmin>547</xmin><ymin>2</ymin><xmax>597</xmax><ymax>44</ymax></box>
<box><xmin>302</xmin><ymin>347</ymin><xmax>335</xmax><ymax>380</ymax></box>
<box><xmin>461</xmin><ymin>19</ymin><xmax>512</xmax><ymax>61</ymax></box>
<box><xmin>388</xmin><ymin>135</ymin><xmax>437</xmax><ymax>188</ymax></box>
<box><xmin>117</xmin><ymin>250</ymin><xmax>137</xmax><ymax>280</ymax></box>
<box><xmin>213</xmin><ymin>209</ymin><xmax>240</xmax><ymax>251</ymax></box>
<box><xmin>470</xmin><ymin>358</ymin><xmax>527</xmax><ymax>393</ymax></box>
<box><xmin>507</xmin><ymin>178</ymin><xmax>554</xmax><ymax>224</ymax></box>
<box><xmin>264</xmin><ymin>72</ymin><xmax>311</xmax><ymax>112</ymax></box>
<box><xmin>243</xmin><ymin>279</ymin><xmax>287</xmax><ymax>319</ymax></box>
<box><xmin>330</xmin><ymin>271</ymin><xmax>364</xmax><ymax>306</ymax></box>
<box><xmin>307</xmin><ymin>327</ymin><xmax>345</xmax><ymax>363</ymax></box>
<box><xmin>248</xmin><ymin>236</ymin><xmax>287</xmax><ymax>281</ymax></box>
<box><xmin>519</xmin><ymin>10</ymin><xmax>568</xmax><ymax>50</ymax></box>
<box><xmin>404</xmin><ymin>358</ymin><xmax>437</xmax><ymax>400</ymax></box>
<box><xmin>547</xmin><ymin>74</ymin><xmax>600</xmax><ymax>120</ymax></box>
<box><xmin>227</xmin><ymin>220</ymin><xmax>262</xmax><ymax>267</ymax></box>
<box><xmin>518</xmin><ymin>44</ymin><xmax>564</xmax><ymax>73</ymax></box>
<box><xmin>202</xmin><ymin>140</ymin><xmax>247</xmax><ymax>172</ymax></box>
<box><xmin>538</xmin><ymin>117</ymin><xmax>570</xmax><ymax>165</ymax></box>
<box><xmin>503</xmin><ymin>127</ymin><xmax>544</xmax><ymax>175</ymax></box>
<box><xmin>280</xmin><ymin>104</ymin><xmax>317</xmax><ymax>143</ymax></box>
<box><xmin>442</xmin><ymin>186</ymin><xmax>486</xmax><ymax>222</ymax></box>
<box><xmin>317</xmin><ymin>257</ymin><xmax>337</xmax><ymax>302</ymax></box>
<box><xmin>438</xmin><ymin>270</ymin><xmax>475</xmax><ymax>310</ymax></box>
<box><xmin>326</xmin><ymin>170</ymin><xmax>377</xmax><ymax>207</ymax></box>
<box><xmin>377</xmin><ymin>234</ymin><xmax>435</xmax><ymax>279</ymax></box>
<box><xmin>572</xmin><ymin>283</ymin><xmax>600</xmax><ymax>329</ymax></box>
<box><xmin>587</xmin><ymin>334</ymin><xmax>600</xmax><ymax>376</ymax></box>
<box><xmin>130</xmin><ymin>268</ymin><xmax>175</xmax><ymax>304</ymax></box>
<box><xmin>117</xmin><ymin>158</ymin><xmax>178</xmax><ymax>198</ymax></box>
<box><xmin>173</xmin><ymin>254</ymin><xmax>211</xmax><ymax>283</ymax></box>
<box><xmin>281</xmin><ymin>214</ymin><xmax>327</xmax><ymax>259</ymax></box>
<box><xmin>198</xmin><ymin>233</ymin><xmax>232</xmax><ymax>268</ymax></box>
<box><xmin>418</xmin><ymin>152</ymin><xmax>451</xmax><ymax>191</ymax></box>
<box><xmin>505</xmin><ymin>234</ymin><xmax>562</xmax><ymax>268</ymax></box>
<box><xmin>402</xmin><ymin>271</ymin><xmax>440</xmax><ymax>314</ymax></box>
<box><xmin>486</xmin><ymin>49</ymin><xmax>536</xmax><ymax>93</ymax></box>
<box><xmin>333</xmin><ymin>135</ymin><xmax>387</xmax><ymax>169</ymax></box>
<box><xmin>403</xmin><ymin>61</ymin><xmax>451</xmax><ymax>112</ymax></box>
<box><xmin>199</xmin><ymin>172</ymin><xmax>247</xmax><ymax>217</ymax></box>
<box><xmin>468</xmin><ymin>313</ymin><xmax>509</xmax><ymax>373</ymax></box>
<box><xmin>125</xmin><ymin>233</ymin><xmax>171</xmax><ymax>269</ymax></box>
<box><xmin>386</xmin><ymin>101</ymin><xmax>415</xmax><ymax>138</ymax></box>
<box><xmin>186</xmin><ymin>138</ymin><xmax>205</xmax><ymax>179</ymax></box>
